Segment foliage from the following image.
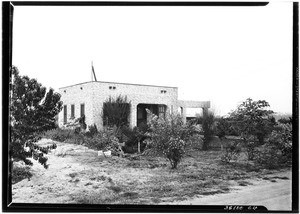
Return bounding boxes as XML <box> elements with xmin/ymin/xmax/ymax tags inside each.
<box><xmin>10</xmin><ymin>66</ymin><xmax>62</xmax><ymax>168</ymax></box>
<box><xmin>220</xmin><ymin>141</ymin><xmax>242</xmax><ymax>163</ymax></box>
<box><xmin>195</xmin><ymin>112</ymin><xmax>215</xmax><ymax>150</ymax></box>
<box><xmin>85</xmin><ymin>124</ymin><xmax>99</xmax><ymax>137</ymax></box>
<box><xmin>229</xmin><ymin>98</ymin><xmax>276</xmax><ymax>144</ymax></box>
<box><xmin>43</xmin><ymin>128</ymin><xmax>73</xmax><ymax>142</ymax></box>
<box><xmin>118</xmin><ymin>125</ymin><xmax>149</xmax><ymax>153</ymax></box>
<box><xmin>229</xmin><ymin>98</ymin><xmax>276</xmax><ymax>160</ymax></box>
<box><xmin>278</xmin><ymin>117</ymin><xmax>292</xmax><ymax>125</ymax></box>
<box><xmin>215</xmin><ymin>117</ymin><xmax>239</xmax><ymax>138</ymax></box>
<box><xmin>102</xmin><ymin>95</ymin><xmax>131</xmax><ymax>128</ymax></box>
<box><xmin>11</xmin><ymin>166</ymin><xmax>32</xmax><ymax>184</ymax></box>
<box><xmin>254</xmin><ymin>123</ymin><xmax>292</xmax><ymax>169</ymax></box>
<box><xmin>144</xmin><ymin>109</ymin><xmax>198</xmax><ymax>169</ymax></box>
<box><xmin>82</xmin><ymin>127</ymin><xmax>120</xmax><ymax>153</ymax></box>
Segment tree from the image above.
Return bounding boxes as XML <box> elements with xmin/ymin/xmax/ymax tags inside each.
<box><xmin>10</xmin><ymin>66</ymin><xmax>62</xmax><ymax>168</ymax></box>
<box><xmin>229</xmin><ymin>98</ymin><xmax>276</xmax><ymax>160</ymax></box>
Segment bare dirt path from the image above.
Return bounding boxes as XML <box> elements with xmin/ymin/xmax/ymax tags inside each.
<box><xmin>163</xmin><ymin>171</ymin><xmax>292</xmax><ymax>211</ymax></box>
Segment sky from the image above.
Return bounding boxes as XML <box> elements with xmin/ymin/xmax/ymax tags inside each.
<box><xmin>12</xmin><ymin>2</ymin><xmax>293</xmax><ymax>116</ymax></box>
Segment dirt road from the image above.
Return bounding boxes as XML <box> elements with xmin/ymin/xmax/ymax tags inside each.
<box><xmin>164</xmin><ymin>171</ymin><xmax>292</xmax><ymax>211</ymax></box>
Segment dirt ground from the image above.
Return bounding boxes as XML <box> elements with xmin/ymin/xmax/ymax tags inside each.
<box><xmin>162</xmin><ymin>171</ymin><xmax>292</xmax><ymax>210</ymax></box>
<box><xmin>12</xmin><ymin>139</ymin><xmax>292</xmax><ymax>209</ymax></box>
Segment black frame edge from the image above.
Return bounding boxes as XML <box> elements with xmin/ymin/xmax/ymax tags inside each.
<box><xmin>9</xmin><ymin>1</ymin><xmax>268</xmax><ymax>6</ymax></box>
<box><xmin>292</xmin><ymin>2</ymin><xmax>299</xmax><ymax>212</ymax></box>
<box><xmin>2</xmin><ymin>1</ymin><xmax>13</xmax><ymax>212</ymax></box>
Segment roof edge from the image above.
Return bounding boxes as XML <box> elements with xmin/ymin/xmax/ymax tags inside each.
<box><xmin>59</xmin><ymin>81</ymin><xmax>178</xmax><ymax>89</ymax></box>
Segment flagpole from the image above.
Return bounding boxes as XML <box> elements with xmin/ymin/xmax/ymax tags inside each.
<box><xmin>91</xmin><ymin>61</ymin><xmax>97</xmax><ymax>82</ymax></box>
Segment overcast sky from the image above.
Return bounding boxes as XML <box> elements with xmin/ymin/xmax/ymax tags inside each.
<box><xmin>12</xmin><ymin>2</ymin><xmax>293</xmax><ymax>116</ymax></box>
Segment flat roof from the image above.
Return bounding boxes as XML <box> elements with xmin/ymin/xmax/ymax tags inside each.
<box><xmin>59</xmin><ymin>81</ymin><xmax>178</xmax><ymax>89</ymax></box>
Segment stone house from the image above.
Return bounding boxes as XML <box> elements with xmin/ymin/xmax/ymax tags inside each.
<box><xmin>58</xmin><ymin>81</ymin><xmax>210</xmax><ymax>129</ymax></box>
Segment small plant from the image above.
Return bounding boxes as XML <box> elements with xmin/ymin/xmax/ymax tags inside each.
<box><xmin>85</xmin><ymin>124</ymin><xmax>98</xmax><ymax>137</ymax></box>
<box><xmin>164</xmin><ymin>137</ymin><xmax>185</xmax><ymax>169</ymax></box>
<box><xmin>144</xmin><ymin>109</ymin><xmax>197</xmax><ymax>169</ymax></box>
<box><xmin>254</xmin><ymin>123</ymin><xmax>292</xmax><ymax>169</ymax></box>
<box><xmin>221</xmin><ymin>141</ymin><xmax>242</xmax><ymax>163</ymax></box>
<box><xmin>11</xmin><ymin>166</ymin><xmax>32</xmax><ymax>184</ymax></box>
<box><xmin>43</xmin><ymin>128</ymin><xmax>73</xmax><ymax>142</ymax></box>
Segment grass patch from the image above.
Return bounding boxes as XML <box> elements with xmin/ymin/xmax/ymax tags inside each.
<box><xmin>12</xmin><ymin>166</ymin><xmax>32</xmax><ymax>184</ymax></box>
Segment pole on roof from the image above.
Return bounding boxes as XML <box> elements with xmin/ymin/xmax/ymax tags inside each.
<box><xmin>91</xmin><ymin>61</ymin><xmax>97</xmax><ymax>82</ymax></box>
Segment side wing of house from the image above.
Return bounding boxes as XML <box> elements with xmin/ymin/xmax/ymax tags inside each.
<box><xmin>177</xmin><ymin>100</ymin><xmax>211</xmax><ymax>123</ymax></box>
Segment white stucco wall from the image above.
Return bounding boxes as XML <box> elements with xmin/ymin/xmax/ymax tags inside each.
<box><xmin>58</xmin><ymin>81</ymin><xmax>179</xmax><ymax>129</ymax></box>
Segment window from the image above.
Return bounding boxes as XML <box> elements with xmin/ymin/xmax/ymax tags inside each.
<box><xmin>71</xmin><ymin>104</ymin><xmax>75</xmax><ymax>119</ymax></box>
<box><xmin>63</xmin><ymin>105</ymin><xmax>67</xmax><ymax>124</ymax></box>
<box><xmin>80</xmin><ymin>104</ymin><xmax>85</xmax><ymax>117</ymax></box>
<box><xmin>158</xmin><ymin>105</ymin><xmax>166</xmax><ymax>119</ymax></box>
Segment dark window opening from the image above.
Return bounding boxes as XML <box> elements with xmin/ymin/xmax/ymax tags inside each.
<box><xmin>71</xmin><ymin>104</ymin><xmax>75</xmax><ymax>119</ymax></box>
<box><xmin>63</xmin><ymin>105</ymin><xmax>67</xmax><ymax>124</ymax></box>
<box><xmin>80</xmin><ymin>104</ymin><xmax>85</xmax><ymax>117</ymax></box>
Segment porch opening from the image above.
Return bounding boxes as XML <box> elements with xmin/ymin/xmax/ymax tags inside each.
<box><xmin>137</xmin><ymin>104</ymin><xmax>167</xmax><ymax>127</ymax></box>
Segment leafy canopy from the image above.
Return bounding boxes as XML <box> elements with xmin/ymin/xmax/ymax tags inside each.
<box><xmin>10</xmin><ymin>66</ymin><xmax>62</xmax><ymax>167</ymax></box>
<box><xmin>229</xmin><ymin>98</ymin><xmax>275</xmax><ymax>144</ymax></box>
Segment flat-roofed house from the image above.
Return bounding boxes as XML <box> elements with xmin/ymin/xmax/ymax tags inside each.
<box><xmin>58</xmin><ymin>81</ymin><xmax>210</xmax><ymax>129</ymax></box>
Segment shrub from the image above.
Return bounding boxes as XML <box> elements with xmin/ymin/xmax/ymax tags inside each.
<box><xmin>254</xmin><ymin>123</ymin><xmax>292</xmax><ymax>169</ymax></box>
<box><xmin>220</xmin><ymin>141</ymin><xmax>242</xmax><ymax>163</ymax></box>
<box><xmin>43</xmin><ymin>128</ymin><xmax>73</xmax><ymax>142</ymax></box>
<box><xmin>82</xmin><ymin>127</ymin><xmax>120</xmax><ymax>154</ymax></box>
<box><xmin>11</xmin><ymin>165</ymin><xmax>32</xmax><ymax>184</ymax></box>
<box><xmin>144</xmin><ymin>109</ymin><xmax>198</xmax><ymax>169</ymax></box>
<box><xmin>195</xmin><ymin>112</ymin><xmax>215</xmax><ymax>150</ymax></box>
<box><xmin>165</xmin><ymin>137</ymin><xmax>185</xmax><ymax>169</ymax></box>
<box><xmin>85</xmin><ymin>124</ymin><xmax>98</xmax><ymax>137</ymax></box>
<box><xmin>118</xmin><ymin>125</ymin><xmax>149</xmax><ymax>153</ymax></box>
<box><xmin>102</xmin><ymin>95</ymin><xmax>131</xmax><ymax>128</ymax></box>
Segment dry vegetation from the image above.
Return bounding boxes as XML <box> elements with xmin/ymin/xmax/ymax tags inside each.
<box><xmin>12</xmin><ymin>139</ymin><xmax>290</xmax><ymax>204</ymax></box>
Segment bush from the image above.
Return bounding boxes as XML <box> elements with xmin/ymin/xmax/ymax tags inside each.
<box><xmin>254</xmin><ymin>123</ymin><xmax>292</xmax><ymax>169</ymax></box>
<box><xmin>85</xmin><ymin>124</ymin><xmax>98</xmax><ymax>137</ymax></box>
<box><xmin>118</xmin><ymin>125</ymin><xmax>149</xmax><ymax>154</ymax></box>
<box><xmin>144</xmin><ymin>109</ymin><xmax>198</xmax><ymax>169</ymax></box>
<box><xmin>197</xmin><ymin>112</ymin><xmax>215</xmax><ymax>150</ymax></box>
<box><xmin>102</xmin><ymin>95</ymin><xmax>131</xmax><ymax>128</ymax></box>
<box><xmin>83</xmin><ymin>127</ymin><xmax>120</xmax><ymax>154</ymax></box>
<box><xmin>43</xmin><ymin>128</ymin><xmax>73</xmax><ymax>142</ymax></box>
<box><xmin>11</xmin><ymin>165</ymin><xmax>32</xmax><ymax>184</ymax></box>
<box><xmin>165</xmin><ymin>137</ymin><xmax>185</xmax><ymax>169</ymax></box>
<box><xmin>220</xmin><ymin>141</ymin><xmax>242</xmax><ymax>163</ymax></box>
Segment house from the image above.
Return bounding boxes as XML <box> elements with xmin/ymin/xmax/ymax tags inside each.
<box><xmin>58</xmin><ymin>81</ymin><xmax>210</xmax><ymax>129</ymax></box>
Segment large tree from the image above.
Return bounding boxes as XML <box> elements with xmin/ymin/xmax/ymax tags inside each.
<box><xmin>10</xmin><ymin>66</ymin><xmax>62</xmax><ymax>167</ymax></box>
<box><xmin>229</xmin><ymin>98</ymin><xmax>276</xmax><ymax>160</ymax></box>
